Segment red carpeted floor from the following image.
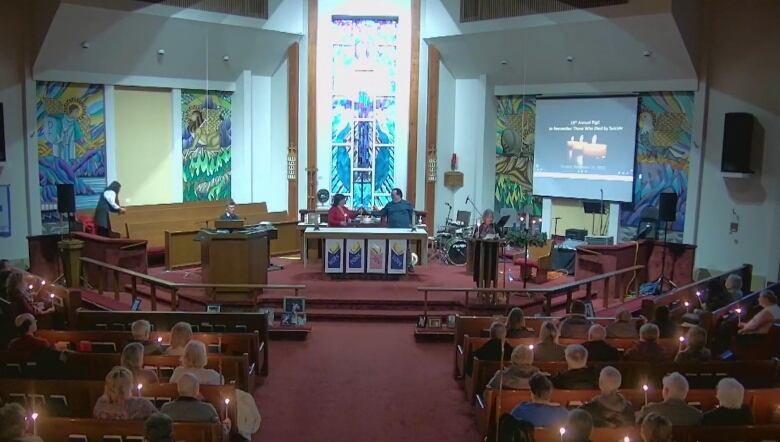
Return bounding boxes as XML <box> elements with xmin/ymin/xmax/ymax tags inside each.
<box><xmin>253</xmin><ymin>321</ymin><xmax>480</xmax><ymax>442</ymax></box>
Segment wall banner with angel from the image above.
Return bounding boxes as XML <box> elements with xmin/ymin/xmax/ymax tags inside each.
<box><xmin>181</xmin><ymin>90</ymin><xmax>232</xmax><ymax>202</ymax></box>
<box><xmin>36</xmin><ymin>81</ymin><xmax>106</xmax><ymax>230</ymax></box>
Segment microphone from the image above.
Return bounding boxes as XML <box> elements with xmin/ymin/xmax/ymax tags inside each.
<box><xmin>465</xmin><ymin>196</ymin><xmax>470</xmax><ymax>204</ymax></box>
<box><xmin>445</xmin><ymin>202</ymin><xmax>452</xmax><ymax>208</ymax></box>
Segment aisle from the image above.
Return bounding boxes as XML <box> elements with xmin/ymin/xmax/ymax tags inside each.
<box><xmin>253</xmin><ymin>322</ymin><xmax>481</xmax><ymax>442</ymax></box>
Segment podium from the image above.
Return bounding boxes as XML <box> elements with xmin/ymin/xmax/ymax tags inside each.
<box><xmin>470</xmin><ymin>239</ymin><xmax>501</xmax><ymax>288</ymax></box>
<box><xmin>200</xmin><ymin>230</ymin><xmax>270</xmax><ymax>301</ymax></box>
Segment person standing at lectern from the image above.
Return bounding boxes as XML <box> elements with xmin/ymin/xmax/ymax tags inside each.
<box><xmin>328</xmin><ymin>194</ymin><xmax>362</xmax><ymax>227</ymax></box>
<box><xmin>474</xmin><ymin>209</ymin><xmax>497</xmax><ymax>239</ymax></box>
<box><xmin>219</xmin><ymin>199</ymin><xmax>240</xmax><ymax>220</ymax></box>
<box><xmin>94</xmin><ymin>181</ymin><xmax>125</xmax><ymax>237</ymax></box>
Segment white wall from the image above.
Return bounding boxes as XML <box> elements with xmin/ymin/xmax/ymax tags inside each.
<box><xmin>269</xmin><ymin>58</ymin><xmax>290</xmax><ymax>212</ymax></box>
<box><xmin>251</xmin><ymin>75</ymin><xmax>272</xmax><ymax>204</ymax></box>
<box><xmin>434</xmin><ymin>61</ymin><xmax>455</xmax><ymax>227</ymax></box>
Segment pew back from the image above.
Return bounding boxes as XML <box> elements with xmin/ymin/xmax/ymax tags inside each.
<box><xmin>38</xmin><ymin>417</ymin><xmax>222</xmax><ymax>442</ymax></box>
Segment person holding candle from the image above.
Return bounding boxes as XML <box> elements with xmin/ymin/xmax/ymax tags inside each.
<box><xmin>160</xmin><ymin>373</ymin><xmax>231</xmax><ymax>433</ymax></box>
<box><xmin>674</xmin><ymin>326</ymin><xmax>712</xmax><ymax>362</ymax></box>
<box><xmin>164</xmin><ymin>322</ymin><xmax>193</xmax><ymax>356</ymax></box>
<box><xmin>0</xmin><ymin>403</ymin><xmax>43</xmax><ymax>442</ymax></box>
<box><xmin>738</xmin><ymin>290</ymin><xmax>780</xmax><ymax>335</ymax></box>
<box><xmin>579</xmin><ymin>366</ymin><xmax>635</xmax><ymax>428</ymax></box>
<box><xmin>121</xmin><ymin>342</ymin><xmax>159</xmax><ymax>385</ymax></box>
<box><xmin>128</xmin><ymin>320</ymin><xmax>163</xmax><ymax>355</ymax></box>
<box><xmin>93</xmin><ymin>366</ymin><xmax>157</xmax><ymax>420</ymax></box>
<box><xmin>635</xmin><ymin>372</ymin><xmax>702</xmax><ymax>426</ymax></box>
<box><xmin>533</xmin><ymin>321</ymin><xmax>566</xmax><ymax>362</ymax></box>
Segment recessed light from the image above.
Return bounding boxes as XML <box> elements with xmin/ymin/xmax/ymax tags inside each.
<box><xmin>500</xmin><ymin>60</ymin><xmax>508</xmax><ymax>66</ymax></box>
<box><xmin>223</xmin><ymin>55</ymin><xmax>230</xmax><ymax>62</ymax></box>
<box><xmin>566</xmin><ymin>56</ymin><xmax>574</xmax><ymax>62</ymax></box>
<box><xmin>643</xmin><ymin>50</ymin><xmax>652</xmax><ymax>57</ymax></box>
<box><xmin>157</xmin><ymin>49</ymin><xmax>166</xmax><ymax>55</ymax></box>
<box><xmin>81</xmin><ymin>41</ymin><xmax>90</xmax><ymax>49</ymax></box>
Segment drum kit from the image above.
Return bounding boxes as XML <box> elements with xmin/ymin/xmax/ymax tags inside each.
<box><xmin>430</xmin><ymin>221</ymin><xmax>474</xmax><ymax>266</ymax></box>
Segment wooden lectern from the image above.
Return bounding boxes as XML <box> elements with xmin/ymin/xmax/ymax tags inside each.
<box><xmin>471</xmin><ymin>239</ymin><xmax>501</xmax><ymax>288</ymax></box>
<box><xmin>200</xmin><ymin>231</ymin><xmax>269</xmax><ymax>302</ymax></box>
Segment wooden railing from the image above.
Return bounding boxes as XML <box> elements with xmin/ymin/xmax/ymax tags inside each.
<box><xmin>418</xmin><ymin>264</ymin><xmax>643</xmax><ymax>315</ymax></box>
<box><xmin>80</xmin><ymin>257</ymin><xmax>304</xmax><ymax>311</ymax></box>
<box><xmin>701</xmin><ymin>281</ymin><xmax>780</xmax><ymax>332</ymax></box>
<box><xmin>640</xmin><ymin>264</ymin><xmax>753</xmax><ymax>320</ymax></box>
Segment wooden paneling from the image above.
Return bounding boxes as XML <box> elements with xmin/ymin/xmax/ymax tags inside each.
<box><xmin>406</xmin><ymin>0</ymin><xmax>421</xmax><ymax>204</ymax></box>
<box><xmin>306</xmin><ymin>0</ymin><xmax>318</xmax><ymax>210</ymax></box>
<box><xmin>424</xmin><ymin>46</ymin><xmax>440</xmax><ymax>235</ymax></box>
<box><xmin>288</xmin><ymin>42</ymin><xmax>300</xmax><ymax>218</ymax></box>
<box><xmin>460</xmin><ymin>0</ymin><xmax>627</xmax><ymax>22</ymax></box>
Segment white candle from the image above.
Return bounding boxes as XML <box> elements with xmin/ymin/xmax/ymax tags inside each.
<box><xmin>642</xmin><ymin>384</ymin><xmax>649</xmax><ymax>406</ymax></box>
<box><xmin>678</xmin><ymin>336</ymin><xmax>685</xmax><ymax>350</ymax></box>
<box><xmin>31</xmin><ymin>412</ymin><xmax>38</xmax><ymax>435</ymax></box>
<box><xmin>559</xmin><ymin>427</ymin><xmax>566</xmax><ymax>442</ymax></box>
<box><xmin>157</xmin><ymin>336</ymin><xmax>163</xmax><ymax>343</ymax></box>
<box><xmin>624</xmin><ymin>437</ymin><xmax>630</xmax><ymax>442</ymax></box>
<box><xmin>736</xmin><ymin>308</ymin><xmax>742</xmax><ymax>321</ymax></box>
<box><xmin>529</xmin><ymin>344</ymin><xmax>534</xmax><ymax>350</ymax></box>
<box><xmin>224</xmin><ymin>398</ymin><xmax>230</xmax><ymax>419</ymax></box>
<box><xmin>137</xmin><ymin>383</ymin><xmax>143</xmax><ymax>396</ymax></box>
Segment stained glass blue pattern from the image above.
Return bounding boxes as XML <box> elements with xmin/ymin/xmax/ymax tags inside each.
<box><xmin>330</xmin><ymin>16</ymin><xmax>398</xmax><ymax>209</ymax></box>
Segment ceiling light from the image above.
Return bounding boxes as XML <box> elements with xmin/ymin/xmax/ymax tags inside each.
<box><xmin>566</xmin><ymin>56</ymin><xmax>574</xmax><ymax>62</ymax></box>
<box><xmin>500</xmin><ymin>60</ymin><xmax>508</xmax><ymax>66</ymax></box>
<box><xmin>81</xmin><ymin>41</ymin><xmax>90</xmax><ymax>49</ymax></box>
<box><xmin>223</xmin><ymin>55</ymin><xmax>230</xmax><ymax>62</ymax></box>
<box><xmin>643</xmin><ymin>50</ymin><xmax>652</xmax><ymax>57</ymax></box>
<box><xmin>157</xmin><ymin>49</ymin><xmax>166</xmax><ymax>55</ymax></box>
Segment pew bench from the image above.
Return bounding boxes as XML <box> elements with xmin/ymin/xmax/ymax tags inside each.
<box><xmin>526</xmin><ymin>426</ymin><xmax>780</xmax><ymax>442</ymax></box>
<box><xmin>38</xmin><ymin>417</ymin><xmax>223</xmax><ymax>442</ymax></box>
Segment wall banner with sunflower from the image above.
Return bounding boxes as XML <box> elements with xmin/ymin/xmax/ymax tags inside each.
<box><xmin>181</xmin><ymin>89</ymin><xmax>232</xmax><ymax>202</ymax></box>
<box><xmin>37</xmin><ymin>81</ymin><xmax>106</xmax><ymax>231</ymax></box>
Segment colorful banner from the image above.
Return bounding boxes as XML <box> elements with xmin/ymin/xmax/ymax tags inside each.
<box><xmin>345</xmin><ymin>239</ymin><xmax>366</xmax><ymax>273</ymax></box>
<box><xmin>37</xmin><ymin>82</ymin><xmax>106</xmax><ymax>230</ymax></box>
<box><xmin>181</xmin><ymin>89</ymin><xmax>232</xmax><ymax>202</ymax></box>
<box><xmin>387</xmin><ymin>239</ymin><xmax>407</xmax><ymax>274</ymax></box>
<box><xmin>325</xmin><ymin>239</ymin><xmax>344</xmax><ymax>273</ymax></box>
<box><xmin>367</xmin><ymin>239</ymin><xmax>387</xmax><ymax>273</ymax></box>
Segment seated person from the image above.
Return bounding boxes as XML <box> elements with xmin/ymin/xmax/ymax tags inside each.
<box><xmin>582</xmin><ymin>324</ymin><xmax>619</xmax><ymax>362</ymax></box>
<box><xmin>563</xmin><ymin>409</ymin><xmax>594</xmax><ymax>442</ymax></box>
<box><xmin>487</xmin><ymin>344</ymin><xmax>538</xmax><ymax>389</ymax></box>
<box><xmin>93</xmin><ymin>366</ymin><xmax>157</xmax><ymax>420</ymax></box>
<box><xmin>738</xmin><ymin>289</ymin><xmax>780</xmax><ymax>334</ymax></box>
<box><xmin>505</xmin><ymin>307</ymin><xmax>535</xmax><ymax>338</ymax></box>
<box><xmin>0</xmin><ymin>403</ymin><xmax>43</xmax><ymax>442</ymax></box>
<box><xmin>623</xmin><ymin>324</ymin><xmax>668</xmax><ymax>362</ymax></box>
<box><xmin>219</xmin><ymin>199</ymin><xmax>240</xmax><ymax>220</ymax></box>
<box><xmin>640</xmin><ymin>413</ymin><xmax>674</xmax><ymax>442</ymax></box>
<box><xmin>164</xmin><ymin>322</ymin><xmax>193</xmax><ymax>356</ymax></box>
<box><xmin>5</xmin><ymin>271</ymin><xmax>53</xmax><ymax>318</ymax></box>
<box><xmin>171</xmin><ymin>340</ymin><xmax>224</xmax><ymax>385</ymax></box>
<box><xmin>8</xmin><ymin>313</ymin><xmax>68</xmax><ymax>360</ymax></box>
<box><xmin>466</xmin><ymin>322</ymin><xmax>513</xmax><ymax>376</ymax></box>
<box><xmin>161</xmin><ymin>373</ymin><xmax>231</xmax><ymax>434</ymax></box>
<box><xmin>121</xmin><ymin>342</ymin><xmax>159</xmax><ymax>385</ymax></box>
<box><xmin>128</xmin><ymin>319</ymin><xmax>163</xmax><ymax>355</ymax></box>
<box><xmin>553</xmin><ymin>344</ymin><xmax>598</xmax><ymax>390</ymax></box>
<box><xmin>579</xmin><ymin>366</ymin><xmax>635</xmax><ymax>428</ymax></box>
<box><xmin>606</xmin><ymin>310</ymin><xmax>640</xmax><ymax>338</ymax></box>
<box><xmin>510</xmin><ymin>373</ymin><xmax>568</xmax><ymax>427</ymax></box>
<box><xmin>534</xmin><ymin>321</ymin><xmax>566</xmax><ymax>362</ymax></box>
<box><xmin>724</xmin><ymin>274</ymin><xmax>744</xmax><ymax>301</ymax></box>
<box><xmin>328</xmin><ymin>194</ymin><xmax>362</xmax><ymax>227</ymax></box>
<box><xmin>703</xmin><ymin>278</ymin><xmax>733</xmax><ymax>312</ymax></box>
<box><xmin>636</xmin><ymin>372</ymin><xmax>702</xmax><ymax>426</ymax></box>
<box><xmin>559</xmin><ymin>300</ymin><xmax>593</xmax><ymax>339</ymax></box>
<box><xmin>651</xmin><ymin>306</ymin><xmax>678</xmax><ymax>339</ymax></box>
<box><xmin>674</xmin><ymin>326</ymin><xmax>712</xmax><ymax>362</ymax></box>
<box><xmin>473</xmin><ymin>210</ymin><xmax>497</xmax><ymax>239</ymax></box>
<box><xmin>702</xmin><ymin>378</ymin><xmax>754</xmax><ymax>426</ymax></box>
<box><xmin>145</xmin><ymin>413</ymin><xmax>174</xmax><ymax>442</ymax></box>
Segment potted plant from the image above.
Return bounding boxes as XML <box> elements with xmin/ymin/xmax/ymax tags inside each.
<box><xmin>505</xmin><ymin>229</ymin><xmax>547</xmax><ymax>249</ymax></box>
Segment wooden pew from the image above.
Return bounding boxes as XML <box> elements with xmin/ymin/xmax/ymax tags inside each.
<box><xmin>0</xmin><ymin>352</ymin><xmax>253</xmax><ymax>392</ymax></box>
<box><xmin>73</xmin><ymin>310</ymin><xmax>270</xmax><ymax>376</ymax></box>
<box><xmin>18</xmin><ymin>272</ymin><xmax>81</xmax><ymax>329</ymax></box>
<box><xmin>527</xmin><ymin>426</ymin><xmax>780</xmax><ymax>442</ymax></box>
<box><xmin>38</xmin><ymin>417</ymin><xmax>222</xmax><ymax>442</ymax></box>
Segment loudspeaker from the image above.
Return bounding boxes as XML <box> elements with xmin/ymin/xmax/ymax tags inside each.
<box><xmin>659</xmin><ymin>192</ymin><xmax>678</xmax><ymax>222</ymax></box>
<box><xmin>57</xmin><ymin>183</ymin><xmax>76</xmax><ymax>214</ymax></box>
<box><xmin>583</xmin><ymin>201</ymin><xmax>606</xmax><ymax>214</ymax></box>
<box><xmin>722</xmin><ymin>112</ymin><xmax>754</xmax><ymax>173</ymax></box>
<box><xmin>565</xmin><ymin>228</ymin><xmax>588</xmax><ymax>241</ymax></box>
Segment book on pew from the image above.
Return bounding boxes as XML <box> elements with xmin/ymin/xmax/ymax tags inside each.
<box><xmin>47</xmin><ymin>394</ymin><xmax>70</xmax><ymax>417</ymax></box>
<box><xmin>102</xmin><ymin>436</ymin><xmax>123</xmax><ymax>442</ymax></box>
<box><xmin>91</xmin><ymin>341</ymin><xmax>118</xmax><ymax>353</ymax></box>
<box><xmin>235</xmin><ymin>324</ymin><xmax>249</xmax><ymax>332</ymax></box>
<box><xmin>215</xmin><ymin>324</ymin><xmax>227</xmax><ymax>332</ymax></box>
<box><xmin>68</xmin><ymin>434</ymin><xmax>88</xmax><ymax>442</ymax></box>
<box><xmin>111</xmin><ymin>323</ymin><xmax>126</xmax><ymax>331</ymax></box>
<box><xmin>160</xmin><ymin>366</ymin><xmax>175</xmax><ymax>378</ymax></box>
<box><xmin>207</xmin><ymin>343</ymin><xmax>222</xmax><ymax>354</ymax></box>
<box><xmin>200</xmin><ymin>323</ymin><xmax>214</xmax><ymax>332</ymax></box>
<box><xmin>95</xmin><ymin>323</ymin><xmax>108</xmax><ymax>330</ymax></box>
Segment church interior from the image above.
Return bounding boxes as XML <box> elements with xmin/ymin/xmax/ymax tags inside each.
<box><xmin>0</xmin><ymin>0</ymin><xmax>779</xmax><ymax>441</ymax></box>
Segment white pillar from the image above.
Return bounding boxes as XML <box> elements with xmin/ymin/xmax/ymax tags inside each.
<box><xmin>170</xmin><ymin>89</ymin><xmax>183</xmax><ymax>203</ymax></box>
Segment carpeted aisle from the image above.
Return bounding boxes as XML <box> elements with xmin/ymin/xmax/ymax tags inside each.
<box><xmin>254</xmin><ymin>322</ymin><xmax>481</xmax><ymax>442</ymax></box>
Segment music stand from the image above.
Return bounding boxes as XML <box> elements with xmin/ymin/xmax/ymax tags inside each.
<box><xmin>456</xmin><ymin>210</ymin><xmax>471</xmax><ymax>226</ymax></box>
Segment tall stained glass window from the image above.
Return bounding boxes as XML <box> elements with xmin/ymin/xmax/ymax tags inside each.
<box><xmin>330</xmin><ymin>16</ymin><xmax>398</xmax><ymax>209</ymax></box>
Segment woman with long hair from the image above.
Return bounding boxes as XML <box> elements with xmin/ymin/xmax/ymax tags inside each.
<box><xmin>93</xmin><ymin>366</ymin><xmax>157</xmax><ymax>420</ymax></box>
<box><xmin>327</xmin><ymin>193</ymin><xmax>363</xmax><ymax>227</ymax></box>
<box><xmin>94</xmin><ymin>180</ymin><xmax>125</xmax><ymax>237</ymax></box>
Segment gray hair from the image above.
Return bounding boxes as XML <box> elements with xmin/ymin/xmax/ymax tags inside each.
<box><xmin>725</xmin><ymin>274</ymin><xmax>743</xmax><ymax>290</ymax></box>
<box><xmin>662</xmin><ymin>372</ymin><xmax>689</xmax><ymax>400</ymax></box>
<box><xmin>588</xmin><ymin>324</ymin><xmax>607</xmax><ymax>341</ymax></box>
<box><xmin>565</xmin><ymin>344</ymin><xmax>588</xmax><ymax>369</ymax></box>
<box><xmin>511</xmin><ymin>345</ymin><xmax>534</xmax><ymax>366</ymax></box>
<box><xmin>598</xmin><ymin>366</ymin><xmax>622</xmax><ymax>393</ymax></box>
<box><xmin>716</xmin><ymin>377</ymin><xmax>745</xmax><ymax>409</ymax></box>
<box><xmin>640</xmin><ymin>323</ymin><xmax>660</xmax><ymax>342</ymax></box>
<box><xmin>121</xmin><ymin>342</ymin><xmax>145</xmax><ymax>371</ymax></box>
<box><xmin>176</xmin><ymin>372</ymin><xmax>200</xmax><ymax>397</ymax></box>
<box><xmin>489</xmin><ymin>321</ymin><xmax>507</xmax><ymax>339</ymax></box>
<box><xmin>132</xmin><ymin>319</ymin><xmax>152</xmax><ymax>340</ymax></box>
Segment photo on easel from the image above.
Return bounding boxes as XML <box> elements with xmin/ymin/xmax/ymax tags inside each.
<box><xmin>428</xmin><ymin>317</ymin><xmax>442</xmax><ymax>328</ymax></box>
<box><xmin>417</xmin><ymin>315</ymin><xmax>427</xmax><ymax>328</ymax></box>
<box><xmin>283</xmin><ymin>297</ymin><xmax>306</xmax><ymax>315</ymax></box>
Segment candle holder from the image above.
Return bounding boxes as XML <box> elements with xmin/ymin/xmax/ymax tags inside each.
<box><xmin>224</xmin><ymin>398</ymin><xmax>231</xmax><ymax>420</ymax></box>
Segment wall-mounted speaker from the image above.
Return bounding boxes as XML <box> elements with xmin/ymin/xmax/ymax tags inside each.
<box><xmin>659</xmin><ymin>192</ymin><xmax>678</xmax><ymax>223</ymax></box>
<box><xmin>722</xmin><ymin>112</ymin><xmax>754</xmax><ymax>173</ymax></box>
<box><xmin>57</xmin><ymin>183</ymin><xmax>76</xmax><ymax>214</ymax></box>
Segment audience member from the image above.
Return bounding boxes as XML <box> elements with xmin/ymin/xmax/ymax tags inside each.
<box><xmin>580</xmin><ymin>366</ymin><xmax>635</xmax><ymax>428</ymax></box>
<box><xmin>121</xmin><ymin>342</ymin><xmax>160</xmax><ymax>385</ymax></box>
<box><xmin>165</xmin><ymin>321</ymin><xmax>193</xmax><ymax>356</ymax></box>
<box><xmin>8</xmin><ymin>313</ymin><xmax>67</xmax><ymax>360</ymax></box>
<box><xmin>487</xmin><ymin>345</ymin><xmax>539</xmax><ymax>389</ymax></box>
<box><xmin>497</xmin><ymin>416</ymin><xmax>535</xmax><ymax>442</ymax></box>
<box><xmin>552</xmin><ymin>345</ymin><xmax>598</xmax><ymax>389</ymax></box>
<box><xmin>702</xmin><ymin>378</ymin><xmax>754</xmax><ymax>426</ymax></box>
<box><xmin>5</xmin><ymin>271</ymin><xmax>52</xmax><ymax>319</ymax></box>
<box><xmin>467</xmin><ymin>322</ymin><xmax>513</xmax><ymax>376</ymax></box>
<box><xmin>640</xmin><ymin>413</ymin><xmax>673</xmax><ymax>442</ymax></box>
<box><xmin>623</xmin><ymin>324</ymin><xmax>667</xmax><ymax>362</ymax></box>
<box><xmin>534</xmin><ymin>321</ymin><xmax>566</xmax><ymax>362</ymax></box>
<box><xmin>563</xmin><ymin>409</ymin><xmax>594</xmax><ymax>442</ymax></box>
<box><xmin>145</xmin><ymin>413</ymin><xmax>174</xmax><ymax>442</ymax></box>
<box><xmin>93</xmin><ymin>366</ymin><xmax>157</xmax><ymax>420</ymax></box>
<box><xmin>559</xmin><ymin>300</ymin><xmax>593</xmax><ymax>338</ymax></box>
<box><xmin>161</xmin><ymin>373</ymin><xmax>220</xmax><ymax>423</ymax></box>
<box><xmin>170</xmin><ymin>340</ymin><xmax>224</xmax><ymax>385</ymax></box>
<box><xmin>738</xmin><ymin>290</ymin><xmax>780</xmax><ymax>335</ymax></box>
<box><xmin>606</xmin><ymin>310</ymin><xmax>639</xmax><ymax>338</ymax></box>
<box><xmin>724</xmin><ymin>274</ymin><xmax>744</xmax><ymax>301</ymax></box>
<box><xmin>510</xmin><ymin>373</ymin><xmax>568</xmax><ymax>427</ymax></box>
<box><xmin>0</xmin><ymin>402</ymin><xmax>43</xmax><ymax>442</ymax></box>
<box><xmin>506</xmin><ymin>307</ymin><xmax>535</xmax><ymax>338</ymax></box>
<box><xmin>129</xmin><ymin>320</ymin><xmax>163</xmax><ymax>355</ymax></box>
<box><xmin>582</xmin><ymin>325</ymin><xmax>619</xmax><ymax>362</ymax></box>
<box><xmin>636</xmin><ymin>372</ymin><xmax>702</xmax><ymax>426</ymax></box>
<box><xmin>704</xmin><ymin>279</ymin><xmax>732</xmax><ymax>312</ymax></box>
<box><xmin>674</xmin><ymin>326</ymin><xmax>712</xmax><ymax>362</ymax></box>
<box><xmin>651</xmin><ymin>306</ymin><xmax>678</xmax><ymax>339</ymax></box>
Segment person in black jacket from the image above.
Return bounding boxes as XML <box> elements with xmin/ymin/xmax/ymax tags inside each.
<box><xmin>582</xmin><ymin>324</ymin><xmax>619</xmax><ymax>362</ymax></box>
<box><xmin>466</xmin><ymin>321</ymin><xmax>513</xmax><ymax>376</ymax></box>
<box><xmin>94</xmin><ymin>181</ymin><xmax>125</xmax><ymax>237</ymax></box>
<box><xmin>553</xmin><ymin>344</ymin><xmax>598</xmax><ymax>390</ymax></box>
<box><xmin>702</xmin><ymin>378</ymin><xmax>754</xmax><ymax>426</ymax></box>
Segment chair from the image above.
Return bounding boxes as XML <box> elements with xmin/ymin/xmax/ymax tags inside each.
<box><xmin>512</xmin><ymin>240</ymin><xmax>553</xmax><ymax>283</ymax></box>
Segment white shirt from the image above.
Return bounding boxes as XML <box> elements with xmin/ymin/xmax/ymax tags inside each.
<box><xmin>103</xmin><ymin>190</ymin><xmax>121</xmax><ymax>210</ymax></box>
<box><xmin>743</xmin><ymin>304</ymin><xmax>780</xmax><ymax>334</ymax></box>
<box><xmin>170</xmin><ymin>366</ymin><xmax>224</xmax><ymax>385</ymax></box>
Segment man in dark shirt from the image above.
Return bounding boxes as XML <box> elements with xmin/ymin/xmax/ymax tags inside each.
<box><xmin>466</xmin><ymin>322</ymin><xmax>513</xmax><ymax>376</ymax></box>
<box><xmin>702</xmin><ymin>378</ymin><xmax>754</xmax><ymax>426</ymax></box>
<box><xmin>559</xmin><ymin>300</ymin><xmax>593</xmax><ymax>338</ymax></box>
<box><xmin>372</xmin><ymin>188</ymin><xmax>416</xmax><ymax>271</ymax></box>
<box><xmin>582</xmin><ymin>324</ymin><xmax>620</xmax><ymax>362</ymax></box>
<box><xmin>553</xmin><ymin>344</ymin><xmax>599</xmax><ymax>389</ymax></box>
<box><xmin>219</xmin><ymin>199</ymin><xmax>240</xmax><ymax>220</ymax></box>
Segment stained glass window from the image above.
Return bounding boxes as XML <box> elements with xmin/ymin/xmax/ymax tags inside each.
<box><xmin>330</xmin><ymin>16</ymin><xmax>398</xmax><ymax>209</ymax></box>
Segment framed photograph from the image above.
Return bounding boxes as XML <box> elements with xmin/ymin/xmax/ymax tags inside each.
<box><xmin>417</xmin><ymin>315</ymin><xmax>427</xmax><ymax>328</ymax></box>
<box><xmin>281</xmin><ymin>312</ymin><xmax>295</xmax><ymax>326</ymax></box>
<box><xmin>207</xmin><ymin>304</ymin><xmax>221</xmax><ymax>313</ymax></box>
<box><xmin>295</xmin><ymin>313</ymin><xmax>307</xmax><ymax>326</ymax></box>
<box><xmin>283</xmin><ymin>297</ymin><xmax>306</xmax><ymax>314</ymax></box>
<box><xmin>259</xmin><ymin>308</ymin><xmax>274</xmax><ymax>326</ymax></box>
<box><xmin>428</xmin><ymin>317</ymin><xmax>442</xmax><ymax>328</ymax></box>
<box><xmin>447</xmin><ymin>314</ymin><xmax>457</xmax><ymax>328</ymax></box>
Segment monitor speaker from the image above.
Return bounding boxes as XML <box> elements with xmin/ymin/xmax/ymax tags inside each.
<box><xmin>721</xmin><ymin>112</ymin><xmax>754</xmax><ymax>173</ymax></box>
<box><xmin>659</xmin><ymin>192</ymin><xmax>678</xmax><ymax>223</ymax></box>
<box><xmin>57</xmin><ymin>183</ymin><xmax>76</xmax><ymax>214</ymax></box>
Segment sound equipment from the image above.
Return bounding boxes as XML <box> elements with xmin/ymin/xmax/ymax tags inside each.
<box><xmin>585</xmin><ymin>235</ymin><xmax>614</xmax><ymax>246</ymax></box>
<box><xmin>637</xmin><ymin>206</ymin><xmax>660</xmax><ymax>240</ymax></box>
<box><xmin>0</xmin><ymin>103</ymin><xmax>5</xmax><ymax>162</ymax></box>
<box><xmin>721</xmin><ymin>112</ymin><xmax>754</xmax><ymax>173</ymax></box>
<box><xmin>583</xmin><ymin>201</ymin><xmax>606</xmax><ymax>214</ymax></box>
<box><xmin>56</xmin><ymin>183</ymin><xmax>76</xmax><ymax>214</ymax></box>
<box><xmin>565</xmin><ymin>228</ymin><xmax>588</xmax><ymax>241</ymax></box>
<box><xmin>659</xmin><ymin>192</ymin><xmax>678</xmax><ymax>222</ymax></box>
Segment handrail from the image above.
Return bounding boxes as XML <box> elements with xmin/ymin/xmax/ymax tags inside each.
<box><xmin>418</xmin><ymin>264</ymin><xmax>644</xmax><ymax>315</ymax></box>
<box><xmin>80</xmin><ymin>257</ymin><xmax>304</xmax><ymax>311</ymax></box>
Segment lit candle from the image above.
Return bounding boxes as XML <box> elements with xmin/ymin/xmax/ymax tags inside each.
<box><xmin>624</xmin><ymin>437</ymin><xmax>630</xmax><ymax>442</ymax></box>
<box><xmin>559</xmin><ymin>427</ymin><xmax>566</xmax><ymax>442</ymax></box>
<box><xmin>31</xmin><ymin>412</ymin><xmax>38</xmax><ymax>435</ymax></box>
<box><xmin>684</xmin><ymin>301</ymin><xmax>690</xmax><ymax>309</ymax></box>
<box><xmin>642</xmin><ymin>384</ymin><xmax>649</xmax><ymax>406</ymax></box>
<box><xmin>28</xmin><ymin>284</ymin><xmax>34</xmax><ymax>290</ymax></box>
<box><xmin>224</xmin><ymin>398</ymin><xmax>230</xmax><ymax>419</ymax></box>
<box><xmin>137</xmin><ymin>383</ymin><xmax>143</xmax><ymax>397</ymax></box>
<box><xmin>157</xmin><ymin>336</ymin><xmax>163</xmax><ymax>343</ymax></box>
<box><xmin>50</xmin><ymin>293</ymin><xmax>55</xmax><ymax>300</ymax></box>
<box><xmin>529</xmin><ymin>344</ymin><xmax>534</xmax><ymax>350</ymax></box>
<box><xmin>678</xmin><ymin>336</ymin><xmax>685</xmax><ymax>350</ymax></box>
<box><xmin>735</xmin><ymin>308</ymin><xmax>742</xmax><ymax>321</ymax></box>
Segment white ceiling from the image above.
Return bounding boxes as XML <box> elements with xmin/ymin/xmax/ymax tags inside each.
<box><xmin>427</xmin><ymin>11</ymin><xmax>697</xmax><ymax>87</ymax></box>
<box><xmin>35</xmin><ymin>2</ymin><xmax>300</xmax><ymax>84</ymax></box>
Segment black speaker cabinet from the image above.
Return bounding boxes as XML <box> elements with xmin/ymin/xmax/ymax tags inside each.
<box><xmin>722</xmin><ymin>112</ymin><xmax>754</xmax><ymax>173</ymax></box>
<box><xmin>659</xmin><ymin>192</ymin><xmax>678</xmax><ymax>223</ymax></box>
<box><xmin>56</xmin><ymin>183</ymin><xmax>76</xmax><ymax>214</ymax></box>
<box><xmin>583</xmin><ymin>201</ymin><xmax>606</xmax><ymax>214</ymax></box>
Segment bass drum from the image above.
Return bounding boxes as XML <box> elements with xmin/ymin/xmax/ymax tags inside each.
<box><xmin>445</xmin><ymin>239</ymin><xmax>468</xmax><ymax>266</ymax></box>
